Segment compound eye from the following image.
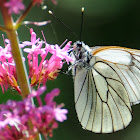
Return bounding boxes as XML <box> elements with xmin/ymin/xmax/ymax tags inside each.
<box><xmin>77</xmin><ymin>43</ymin><xmax>82</xmax><ymax>48</ymax></box>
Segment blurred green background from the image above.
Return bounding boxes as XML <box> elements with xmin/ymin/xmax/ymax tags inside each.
<box><xmin>1</xmin><ymin>0</ymin><xmax>140</xmax><ymax>140</ymax></box>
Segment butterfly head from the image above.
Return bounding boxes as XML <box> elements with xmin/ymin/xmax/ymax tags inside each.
<box><xmin>72</xmin><ymin>41</ymin><xmax>91</xmax><ymax>58</ymax></box>
<box><xmin>69</xmin><ymin>41</ymin><xmax>93</xmax><ymax>70</ymax></box>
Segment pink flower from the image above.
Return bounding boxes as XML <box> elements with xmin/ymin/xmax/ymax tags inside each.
<box><xmin>23</xmin><ymin>28</ymin><xmax>73</xmax><ymax>87</ymax></box>
<box><xmin>4</xmin><ymin>0</ymin><xmax>25</xmax><ymax>14</ymax></box>
<box><xmin>23</xmin><ymin>28</ymin><xmax>41</xmax><ymax>49</ymax></box>
<box><xmin>0</xmin><ymin>125</ymin><xmax>24</xmax><ymax>140</ymax></box>
<box><xmin>54</xmin><ymin>108</ymin><xmax>68</xmax><ymax>122</ymax></box>
<box><xmin>0</xmin><ymin>86</ymin><xmax>68</xmax><ymax>139</ymax></box>
<box><xmin>47</xmin><ymin>41</ymin><xmax>73</xmax><ymax>63</ymax></box>
<box><xmin>0</xmin><ymin>29</ymin><xmax>73</xmax><ymax>93</ymax></box>
<box><xmin>45</xmin><ymin>88</ymin><xmax>68</xmax><ymax>122</ymax></box>
<box><xmin>0</xmin><ymin>38</ymin><xmax>20</xmax><ymax>93</ymax></box>
<box><xmin>45</xmin><ymin>88</ymin><xmax>60</xmax><ymax>107</ymax></box>
<box><xmin>51</xmin><ymin>0</ymin><xmax>57</xmax><ymax>5</ymax></box>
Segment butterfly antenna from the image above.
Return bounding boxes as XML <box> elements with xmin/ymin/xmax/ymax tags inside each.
<box><xmin>48</xmin><ymin>10</ymin><xmax>79</xmax><ymax>40</ymax></box>
<box><xmin>79</xmin><ymin>7</ymin><xmax>84</xmax><ymax>42</ymax></box>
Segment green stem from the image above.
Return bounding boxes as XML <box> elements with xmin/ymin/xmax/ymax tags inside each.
<box><xmin>0</xmin><ymin>4</ymin><xmax>31</xmax><ymax>98</ymax></box>
<box><xmin>0</xmin><ymin>25</ymin><xmax>7</xmax><ymax>32</ymax></box>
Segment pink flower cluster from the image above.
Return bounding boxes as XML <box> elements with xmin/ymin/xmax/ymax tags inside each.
<box><xmin>1</xmin><ymin>0</ymin><xmax>71</xmax><ymax>139</ymax></box>
<box><xmin>0</xmin><ymin>28</ymin><xmax>73</xmax><ymax>93</ymax></box>
<box><xmin>0</xmin><ymin>39</ymin><xmax>21</xmax><ymax>93</ymax></box>
<box><xmin>4</xmin><ymin>0</ymin><xmax>25</xmax><ymax>14</ymax></box>
<box><xmin>0</xmin><ymin>86</ymin><xmax>68</xmax><ymax>139</ymax></box>
<box><xmin>23</xmin><ymin>29</ymin><xmax>73</xmax><ymax>87</ymax></box>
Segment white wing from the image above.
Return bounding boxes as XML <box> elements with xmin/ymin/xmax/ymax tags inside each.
<box><xmin>74</xmin><ymin>46</ymin><xmax>140</xmax><ymax>133</ymax></box>
<box><xmin>93</xmin><ymin>47</ymin><xmax>140</xmax><ymax>104</ymax></box>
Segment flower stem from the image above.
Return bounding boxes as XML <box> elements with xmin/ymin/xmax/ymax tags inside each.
<box><xmin>0</xmin><ymin>25</ymin><xmax>7</xmax><ymax>32</ymax></box>
<box><xmin>0</xmin><ymin>0</ymin><xmax>31</xmax><ymax>98</ymax></box>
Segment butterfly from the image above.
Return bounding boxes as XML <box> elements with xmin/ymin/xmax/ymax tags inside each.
<box><xmin>70</xmin><ymin>41</ymin><xmax>140</xmax><ymax>133</ymax></box>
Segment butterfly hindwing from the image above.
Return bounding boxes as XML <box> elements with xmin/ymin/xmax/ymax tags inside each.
<box><xmin>74</xmin><ymin>56</ymin><xmax>132</xmax><ymax>133</ymax></box>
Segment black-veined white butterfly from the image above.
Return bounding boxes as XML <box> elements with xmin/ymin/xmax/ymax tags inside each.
<box><xmin>70</xmin><ymin>41</ymin><xmax>140</xmax><ymax>133</ymax></box>
<box><xmin>48</xmin><ymin>7</ymin><xmax>140</xmax><ymax>133</ymax></box>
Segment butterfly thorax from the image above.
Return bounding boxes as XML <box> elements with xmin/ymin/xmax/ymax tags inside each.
<box><xmin>70</xmin><ymin>41</ymin><xmax>94</xmax><ymax>70</ymax></box>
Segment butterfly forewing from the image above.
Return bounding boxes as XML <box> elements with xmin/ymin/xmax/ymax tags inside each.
<box><xmin>72</xmin><ymin>44</ymin><xmax>140</xmax><ymax>133</ymax></box>
<box><xmin>93</xmin><ymin>47</ymin><xmax>140</xmax><ymax>104</ymax></box>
